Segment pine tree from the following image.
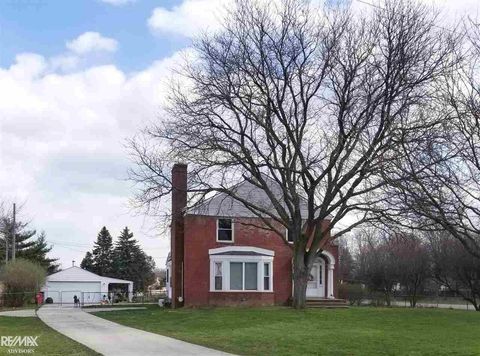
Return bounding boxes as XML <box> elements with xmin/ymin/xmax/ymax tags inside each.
<box><xmin>91</xmin><ymin>227</ymin><xmax>114</xmax><ymax>276</ymax></box>
<box><xmin>80</xmin><ymin>251</ymin><xmax>94</xmax><ymax>271</ymax></box>
<box><xmin>112</xmin><ymin>227</ymin><xmax>155</xmax><ymax>291</ymax></box>
<box><xmin>0</xmin><ymin>217</ymin><xmax>59</xmax><ymax>273</ymax></box>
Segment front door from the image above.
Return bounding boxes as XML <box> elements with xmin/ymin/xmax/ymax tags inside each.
<box><xmin>306</xmin><ymin>262</ymin><xmax>325</xmax><ymax>298</ymax></box>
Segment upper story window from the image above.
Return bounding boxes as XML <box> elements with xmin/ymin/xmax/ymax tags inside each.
<box><xmin>286</xmin><ymin>228</ymin><xmax>294</xmax><ymax>243</ymax></box>
<box><xmin>217</xmin><ymin>218</ymin><xmax>233</xmax><ymax>242</ymax></box>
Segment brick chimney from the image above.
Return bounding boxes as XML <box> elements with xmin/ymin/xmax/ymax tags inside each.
<box><xmin>171</xmin><ymin>163</ymin><xmax>187</xmax><ymax>308</ymax></box>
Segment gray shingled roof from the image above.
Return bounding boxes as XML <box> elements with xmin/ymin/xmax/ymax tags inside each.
<box><xmin>186</xmin><ymin>176</ymin><xmax>310</xmax><ymax>218</ymax></box>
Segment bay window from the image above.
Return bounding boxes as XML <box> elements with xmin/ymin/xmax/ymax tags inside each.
<box><xmin>209</xmin><ymin>246</ymin><xmax>274</xmax><ymax>292</ymax></box>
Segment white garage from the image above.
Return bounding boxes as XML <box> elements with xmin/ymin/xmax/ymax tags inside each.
<box><xmin>41</xmin><ymin>266</ymin><xmax>133</xmax><ymax>306</ymax></box>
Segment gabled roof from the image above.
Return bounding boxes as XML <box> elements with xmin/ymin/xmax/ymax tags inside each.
<box><xmin>47</xmin><ymin>266</ymin><xmax>132</xmax><ymax>284</ymax></box>
<box><xmin>187</xmin><ymin>175</ymin><xmax>310</xmax><ymax>219</ymax></box>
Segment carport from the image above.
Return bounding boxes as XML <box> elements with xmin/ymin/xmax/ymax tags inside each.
<box><xmin>42</xmin><ymin>266</ymin><xmax>133</xmax><ymax>306</ymax></box>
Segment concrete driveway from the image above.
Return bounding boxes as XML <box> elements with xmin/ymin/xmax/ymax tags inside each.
<box><xmin>37</xmin><ymin>305</ymin><xmax>233</xmax><ymax>356</ymax></box>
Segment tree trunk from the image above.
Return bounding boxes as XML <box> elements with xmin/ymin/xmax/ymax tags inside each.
<box><xmin>384</xmin><ymin>290</ymin><xmax>391</xmax><ymax>307</ymax></box>
<box><xmin>292</xmin><ymin>250</ymin><xmax>309</xmax><ymax>309</ymax></box>
<box><xmin>410</xmin><ymin>290</ymin><xmax>417</xmax><ymax>308</ymax></box>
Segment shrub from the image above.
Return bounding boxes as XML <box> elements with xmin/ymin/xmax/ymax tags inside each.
<box><xmin>338</xmin><ymin>283</ymin><xmax>366</xmax><ymax>306</ymax></box>
<box><xmin>369</xmin><ymin>291</ymin><xmax>387</xmax><ymax>307</ymax></box>
<box><xmin>1</xmin><ymin>259</ymin><xmax>46</xmax><ymax>307</ymax></box>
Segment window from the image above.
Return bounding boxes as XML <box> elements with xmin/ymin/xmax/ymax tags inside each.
<box><xmin>318</xmin><ymin>263</ymin><xmax>323</xmax><ymax>285</ymax></box>
<box><xmin>245</xmin><ymin>263</ymin><xmax>258</xmax><ymax>290</ymax></box>
<box><xmin>264</xmin><ymin>263</ymin><xmax>270</xmax><ymax>290</ymax></box>
<box><xmin>230</xmin><ymin>262</ymin><xmax>243</xmax><ymax>290</ymax></box>
<box><xmin>166</xmin><ymin>269</ymin><xmax>169</xmax><ymax>285</ymax></box>
<box><xmin>286</xmin><ymin>228</ymin><xmax>294</xmax><ymax>243</ymax></box>
<box><xmin>217</xmin><ymin>218</ymin><xmax>233</xmax><ymax>242</ymax></box>
<box><xmin>214</xmin><ymin>262</ymin><xmax>223</xmax><ymax>290</ymax></box>
<box><xmin>230</xmin><ymin>262</ymin><xmax>258</xmax><ymax>290</ymax></box>
<box><xmin>209</xmin><ymin>247</ymin><xmax>274</xmax><ymax>292</ymax></box>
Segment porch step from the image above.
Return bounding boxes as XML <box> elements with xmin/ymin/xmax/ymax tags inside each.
<box><xmin>306</xmin><ymin>298</ymin><xmax>349</xmax><ymax>308</ymax></box>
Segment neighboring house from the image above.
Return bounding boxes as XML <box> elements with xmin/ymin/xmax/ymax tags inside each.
<box><xmin>41</xmin><ymin>266</ymin><xmax>133</xmax><ymax>305</ymax></box>
<box><xmin>166</xmin><ymin>164</ymin><xmax>339</xmax><ymax>308</ymax></box>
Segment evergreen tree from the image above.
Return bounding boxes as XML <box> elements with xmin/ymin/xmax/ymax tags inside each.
<box><xmin>80</xmin><ymin>251</ymin><xmax>94</xmax><ymax>271</ymax></box>
<box><xmin>112</xmin><ymin>227</ymin><xmax>136</xmax><ymax>280</ymax></box>
<box><xmin>112</xmin><ymin>227</ymin><xmax>155</xmax><ymax>291</ymax></box>
<box><xmin>0</xmin><ymin>217</ymin><xmax>59</xmax><ymax>273</ymax></box>
<box><xmin>91</xmin><ymin>226</ymin><xmax>114</xmax><ymax>276</ymax></box>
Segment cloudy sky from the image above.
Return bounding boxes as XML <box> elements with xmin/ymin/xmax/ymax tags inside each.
<box><xmin>0</xmin><ymin>0</ymin><xmax>479</xmax><ymax>270</ymax></box>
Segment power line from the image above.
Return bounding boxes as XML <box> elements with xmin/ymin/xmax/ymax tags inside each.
<box><xmin>46</xmin><ymin>239</ymin><xmax>91</xmax><ymax>248</ymax></box>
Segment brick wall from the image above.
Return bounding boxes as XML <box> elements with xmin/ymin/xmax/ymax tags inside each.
<box><xmin>183</xmin><ymin>215</ymin><xmax>338</xmax><ymax>307</ymax></box>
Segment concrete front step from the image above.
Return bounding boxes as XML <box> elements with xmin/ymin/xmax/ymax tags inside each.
<box><xmin>307</xmin><ymin>304</ymin><xmax>349</xmax><ymax>308</ymax></box>
<box><xmin>306</xmin><ymin>298</ymin><xmax>349</xmax><ymax>308</ymax></box>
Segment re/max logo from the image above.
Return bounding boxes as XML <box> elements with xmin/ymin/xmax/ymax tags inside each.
<box><xmin>0</xmin><ymin>336</ymin><xmax>38</xmax><ymax>347</ymax></box>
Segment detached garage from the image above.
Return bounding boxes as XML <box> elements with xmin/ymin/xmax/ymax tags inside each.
<box><xmin>42</xmin><ymin>266</ymin><xmax>133</xmax><ymax>306</ymax></box>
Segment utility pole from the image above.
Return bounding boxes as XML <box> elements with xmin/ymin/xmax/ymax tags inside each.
<box><xmin>4</xmin><ymin>228</ymin><xmax>8</xmax><ymax>263</ymax></box>
<box><xmin>12</xmin><ymin>203</ymin><xmax>16</xmax><ymax>261</ymax></box>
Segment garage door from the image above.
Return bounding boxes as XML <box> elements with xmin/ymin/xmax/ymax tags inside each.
<box><xmin>45</xmin><ymin>281</ymin><xmax>101</xmax><ymax>305</ymax></box>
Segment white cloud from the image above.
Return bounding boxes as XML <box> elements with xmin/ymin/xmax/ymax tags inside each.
<box><xmin>148</xmin><ymin>0</ymin><xmax>231</xmax><ymax>37</ymax></box>
<box><xmin>8</xmin><ymin>53</ymin><xmax>47</xmax><ymax>80</ymax></box>
<box><xmin>49</xmin><ymin>55</ymin><xmax>80</xmax><ymax>72</ymax></box>
<box><xmin>0</xmin><ymin>49</ymin><xmax>189</xmax><ymax>269</ymax></box>
<box><xmin>100</xmin><ymin>0</ymin><xmax>136</xmax><ymax>6</ymax></box>
<box><xmin>66</xmin><ymin>32</ymin><xmax>118</xmax><ymax>55</ymax></box>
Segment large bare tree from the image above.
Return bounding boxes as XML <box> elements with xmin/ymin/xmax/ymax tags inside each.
<box><xmin>130</xmin><ymin>0</ymin><xmax>457</xmax><ymax>308</ymax></box>
<box><xmin>379</xmin><ymin>20</ymin><xmax>480</xmax><ymax>258</ymax></box>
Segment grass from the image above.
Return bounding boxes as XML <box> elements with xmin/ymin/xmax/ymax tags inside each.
<box><xmin>0</xmin><ymin>304</ymin><xmax>36</xmax><ymax>312</ymax></box>
<box><xmin>97</xmin><ymin>305</ymin><xmax>480</xmax><ymax>356</ymax></box>
<box><xmin>0</xmin><ymin>316</ymin><xmax>98</xmax><ymax>355</ymax></box>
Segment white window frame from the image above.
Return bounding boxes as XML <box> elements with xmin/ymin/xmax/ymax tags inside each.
<box><xmin>216</xmin><ymin>218</ymin><xmax>234</xmax><ymax>243</ymax></box>
<box><xmin>285</xmin><ymin>228</ymin><xmax>293</xmax><ymax>244</ymax></box>
<box><xmin>214</xmin><ymin>261</ymin><xmax>223</xmax><ymax>290</ymax></box>
<box><xmin>209</xmin><ymin>247</ymin><xmax>274</xmax><ymax>292</ymax></box>
<box><xmin>263</xmin><ymin>262</ymin><xmax>271</xmax><ymax>291</ymax></box>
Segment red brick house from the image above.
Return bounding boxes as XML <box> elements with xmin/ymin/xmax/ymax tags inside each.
<box><xmin>166</xmin><ymin>164</ymin><xmax>339</xmax><ymax>308</ymax></box>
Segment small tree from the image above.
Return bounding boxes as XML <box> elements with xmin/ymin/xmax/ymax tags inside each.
<box><xmin>338</xmin><ymin>238</ymin><xmax>355</xmax><ymax>282</ymax></box>
<box><xmin>392</xmin><ymin>235</ymin><xmax>430</xmax><ymax>307</ymax></box>
<box><xmin>358</xmin><ymin>238</ymin><xmax>399</xmax><ymax>306</ymax></box>
<box><xmin>1</xmin><ymin>259</ymin><xmax>46</xmax><ymax>307</ymax></box>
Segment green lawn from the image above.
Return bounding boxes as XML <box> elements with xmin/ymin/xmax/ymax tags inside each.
<box><xmin>96</xmin><ymin>306</ymin><xmax>480</xmax><ymax>356</ymax></box>
<box><xmin>0</xmin><ymin>316</ymin><xmax>98</xmax><ymax>355</ymax></box>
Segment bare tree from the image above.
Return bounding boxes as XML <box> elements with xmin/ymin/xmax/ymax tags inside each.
<box><xmin>427</xmin><ymin>232</ymin><xmax>480</xmax><ymax>310</ymax></box>
<box><xmin>130</xmin><ymin>0</ymin><xmax>458</xmax><ymax>308</ymax></box>
<box><xmin>355</xmin><ymin>232</ymin><xmax>399</xmax><ymax>306</ymax></box>
<box><xmin>378</xmin><ymin>21</ymin><xmax>480</xmax><ymax>258</ymax></box>
<box><xmin>337</xmin><ymin>237</ymin><xmax>355</xmax><ymax>282</ymax></box>
<box><xmin>393</xmin><ymin>234</ymin><xmax>430</xmax><ymax>307</ymax></box>
<box><xmin>354</xmin><ymin>230</ymin><xmax>429</xmax><ymax>307</ymax></box>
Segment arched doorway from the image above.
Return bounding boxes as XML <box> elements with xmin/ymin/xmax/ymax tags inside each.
<box><xmin>306</xmin><ymin>259</ymin><xmax>325</xmax><ymax>298</ymax></box>
<box><xmin>306</xmin><ymin>251</ymin><xmax>336</xmax><ymax>299</ymax></box>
